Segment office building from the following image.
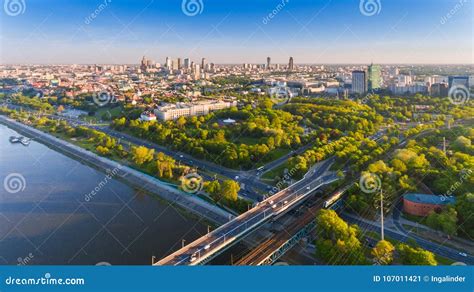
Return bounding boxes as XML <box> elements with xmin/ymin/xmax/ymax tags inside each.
<box><xmin>184</xmin><ymin>58</ymin><xmax>190</xmax><ymax>69</ymax></box>
<box><xmin>267</xmin><ymin>57</ymin><xmax>271</xmax><ymax>70</ymax></box>
<box><xmin>288</xmin><ymin>57</ymin><xmax>294</xmax><ymax>71</ymax></box>
<box><xmin>367</xmin><ymin>63</ymin><xmax>381</xmax><ymax>91</ymax></box>
<box><xmin>177</xmin><ymin>58</ymin><xmax>182</xmax><ymax>70</ymax></box>
<box><xmin>351</xmin><ymin>70</ymin><xmax>367</xmax><ymax>94</ymax></box>
<box><xmin>448</xmin><ymin>76</ymin><xmax>469</xmax><ymax>90</ymax></box>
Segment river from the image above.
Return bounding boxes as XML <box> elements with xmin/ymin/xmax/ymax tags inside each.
<box><xmin>0</xmin><ymin>123</ymin><xmax>207</xmax><ymax>265</ymax></box>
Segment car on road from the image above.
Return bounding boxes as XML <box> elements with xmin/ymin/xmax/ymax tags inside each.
<box><xmin>459</xmin><ymin>252</ymin><xmax>468</xmax><ymax>257</ymax></box>
<box><xmin>306</xmin><ymin>186</ymin><xmax>311</xmax><ymax>190</ymax></box>
<box><xmin>179</xmin><ymin>154</ymin><xmax>184</xmax><ymax>158</ymax></box>
<box><xmin>271</xmin><ymin>204</ymin><xmax>277</xmax><ymax>209</ymax></box>
<box><xmin>234</xmin><ymin>175</ymin><xmax>239</xmax><ymax>180</ymax></box>
<box><xmin>204</xmin><ymin>244</ymin><xmax>211</xmax><ymax>250</ymax></box>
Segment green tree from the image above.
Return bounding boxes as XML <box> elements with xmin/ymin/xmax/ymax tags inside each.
<box><xmin>205</xmin><ymin>180</ymin><xmax>222</xmax><ymax>201</ymax></box>
<box><xmin>221</xmin><ymin>180</ymin><xmax>240</xmax><ymax>202</ymax></box>
<box><xmin>426</xmin><ymin>207</ymin><xmax>458</xmax><ymax>236</ymax></box>
<box><xmin>131</xmin><ymin>146</ymin><xmax>155</xmax><ymax>166</ymax></box>
<box><xmin>397</xmin><ymin>243</ymin><xmax>437</xmax><ymax>265</ymax></box>
<box><xmin>96</xmin><ymin>145</ymin><xmax>110</xmax><ymax>156</ymax></box>
<box><xmin>455</xmin><ymin>193</ymin><xmax>474</xmax><ymax>238</ymax></box>
<box><xmin>315</xmin><ymin>209</ymin><xmax>366</xmax><ymax>265</ymax></box>
<box><xmin>371</xmin><ymin>240</ymin><xmax>395</xmax><ymax>265</ymax></box>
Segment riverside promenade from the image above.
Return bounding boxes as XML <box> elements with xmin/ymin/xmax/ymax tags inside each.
<box><xmin>0</xmin><ymin>115</ymin><xmax>233</xmax><ymax>225</ymax></box>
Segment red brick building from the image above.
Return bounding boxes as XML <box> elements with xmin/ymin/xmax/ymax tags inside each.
<box><xmin>403</xmin><ymin>193</ymin><xmax>456</xmax><ymax>217</ymax></box>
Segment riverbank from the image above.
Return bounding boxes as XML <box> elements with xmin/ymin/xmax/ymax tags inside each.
<box><xmin>0</xmin><ymin>114</ymin><xmax>232</xmax><ymax>225</ymax></box>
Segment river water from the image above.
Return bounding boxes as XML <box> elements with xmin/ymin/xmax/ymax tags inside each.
<box><xmin>0</xmin><ymin>124</ymin><xmax>207</xmax><ymax>265</ymax></box>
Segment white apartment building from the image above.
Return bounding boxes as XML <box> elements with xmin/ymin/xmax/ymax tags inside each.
<box><xmin>154</xmin><ymin>100</ymin><xmax>237</xmax><ymax>121</ymax></box>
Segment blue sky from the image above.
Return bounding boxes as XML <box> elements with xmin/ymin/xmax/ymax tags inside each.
<box><xmin>0</xmin><ymin>0</ymin><xmax>472</xmax><ymax>64</ymax></box>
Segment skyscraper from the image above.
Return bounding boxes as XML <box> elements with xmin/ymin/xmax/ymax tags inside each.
<box><xmin>367</xmin><ymin>64</ymin><xmax>381</xmax><ymax>91</ymax></box>
<box><xmin>177</xmin><ymin>58</ymin><xmax>182</xmax><ymax>70</ymax></box>
<box><xmin>201</xmin><ymin>58</ymin><xmax>207</xmax><ymax>71</ymax></box>
<box><xmin>352</xmin><ymin>70</ymin><xmax>367</xmax><ymax>94</ymax></box>
<box><xmin>140</xmin><ymin>56</ymin><xmax>148</xmax><ymax>72</ymax></box>
<box><xmin>267</xmin><ymin>57</ymin><xmax>271</xmax><ymax>70</ymax></box>
<box><xmin>184</xmin><ymin>58</ymin><xmax>190</xmax><ymax>69</ymax></box>
<box><xmin>448</xmin><ymin>76</ymin><xmax>469</xmax><ymax>90</ymax></box>
<box><xmin>288</xmin><ymin>57</ymin><xmax>294</xmax><ymax>71</ymax></box>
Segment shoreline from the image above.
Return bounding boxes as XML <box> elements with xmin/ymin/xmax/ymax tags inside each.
<box><xmin>0</xmin><ymin>115</ymin><xmax>232</xmax><ymax>226</ymax></box>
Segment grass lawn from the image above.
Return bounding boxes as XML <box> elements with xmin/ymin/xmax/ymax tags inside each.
<box><xmin>82</xmin><ymin>106</ymin><xmax>124</xmax><ymax>124</ymax></box>
<box><xmin>261</xmin><ymin>162</ymin><xmax>289</xmax><ymax>182</ymax></box>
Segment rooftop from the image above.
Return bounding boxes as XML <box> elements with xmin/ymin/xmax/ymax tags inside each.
<box><xmin>403</xmin><ymin>193</ymin><xmax>455</xmax><ymax>205</ymax></box>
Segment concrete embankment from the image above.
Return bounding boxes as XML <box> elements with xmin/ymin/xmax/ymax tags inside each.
<box><xmin>0</xmin><ymin>115</ymin><xmax>232</xmax><ymax>225</ymax></box>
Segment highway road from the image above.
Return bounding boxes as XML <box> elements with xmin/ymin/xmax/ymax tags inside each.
<box><xmin>342</xmin><ymin>213</ymin><xmax>474</xmax><ymax>265</ymax></box>
<box><xmin>156</xmin><ymin>158</ymin><xmax>339</xmax><ymax>265</ymax></box>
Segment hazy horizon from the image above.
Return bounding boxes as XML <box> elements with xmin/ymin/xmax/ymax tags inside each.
<box><xmin>1</xmin><ymin>0</ymin><xmax>472</xmax><ymax>65</ymax></box>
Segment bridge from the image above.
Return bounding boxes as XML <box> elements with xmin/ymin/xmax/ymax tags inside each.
<box><xmin>235</xmin><ymin>184</ymin><xmax>352</xmax><ymax>265</ymax></box>
<box><xmin>155</xmin><ymin>158</ymin><xmax>339</xmax><ymax>265</ymax></box>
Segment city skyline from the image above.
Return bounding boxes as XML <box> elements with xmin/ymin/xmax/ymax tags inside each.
<box><xmin>1</xmin><ymin>0</ymin><xmax>472</xmax><ymax>64</ymax></box>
